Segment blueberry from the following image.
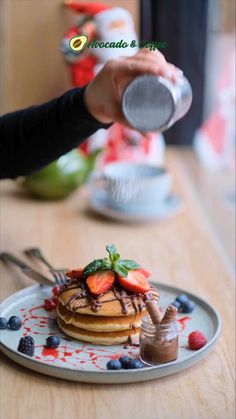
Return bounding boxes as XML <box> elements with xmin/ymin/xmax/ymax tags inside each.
<box><xmin>180</xmin><ymin>299</ymin><xmax>195</xmax><ymax>313</ymax></box>
<box><xmin>8</xmin><ymin>316</ymin><xmax>22</xmax><ymax>330</ymax></box>
<box><xmin>127</xmin><ymin>359</ymin><xmax>144</xmax><ymax>369</ymax></box>
<box><xmin>106</xmin><ymin>359</ymin><xmax>122</xmax><ymax>370</ymax></box>
<box><xmin>45</xmin><ymin>336</ymin><xmax>60</xmax><ymax>349</ymax></box>
<box><xmin>176</xmin><ymin>294</ymin><xmax>189</xmax><ymax>305</ymax></box>
<box><xmin>119</xmin><ymin>356</ymin><xmax>131</xmax><ymax>369</ymax></box>
<box><xmin>171</xmin><ymin>301</ymin><xmax>182</xmax><ymax>312</ymax></box>
<box><xmin>0</xmin><ymin>317</ymin><xmax>8</xmax><ymax>330</ymax></box>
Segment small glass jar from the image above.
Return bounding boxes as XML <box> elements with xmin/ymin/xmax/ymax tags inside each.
<box><xmin>139</xmin><ymin>315</ymin><xmax>179</xmax><ymax>366</ymax></box>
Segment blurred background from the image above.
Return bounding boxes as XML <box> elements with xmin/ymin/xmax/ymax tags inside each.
<box><xmin>0</xmin><ymin>0</ymin><xmax>139</xmax><ymax>113</ymax></box>
<box><xmin>0</xmin><ymin>0</ymin><xmax>235</xmax><ymax>268</ymax></box>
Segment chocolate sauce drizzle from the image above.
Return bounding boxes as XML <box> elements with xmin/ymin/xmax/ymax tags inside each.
<box><xmin>59</xmin><ymin>279</ymin><xmax>159</xmax><ymax>314</ymax></box>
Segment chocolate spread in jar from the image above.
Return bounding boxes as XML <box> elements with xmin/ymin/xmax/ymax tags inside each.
<box><xmin>140</xmin><ymin>335</ymin><xmax>179</xmax><ymax>364</ymax></box>
<box><xmin>139</xmin><ymin>312</ymin><xmax>179</xmax><ymax>365</ymax></box>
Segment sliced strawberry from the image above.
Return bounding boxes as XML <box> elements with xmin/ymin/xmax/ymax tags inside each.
<box><xmin>86</xmin><ymin>271</ymin><xmax>115</xmax><ymax>295</ymax></box>
<box><xmin>66</xmin><ymin>268</ymin><xmax>84</xmax><ymax>280</ymax></box>
<box><xmin>118</xmin><ymin>270</ymin><xmax>150</xmax><ymax>294</ymax></box>
<box><xmin>134</xmin><ymin>267</ymin><xmax>151</xmax><ymax>279</ymax></box>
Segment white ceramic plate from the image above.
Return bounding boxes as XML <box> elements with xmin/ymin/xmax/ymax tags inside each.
<box><xmin>89</xmin><ymin>189</ymin><xmax>183</xmax><ymax>222</ymax></box>
<box><xmin>0</xmin><ymin>283</ymin><xmax>221</xmax><ymax>384</ymax></box>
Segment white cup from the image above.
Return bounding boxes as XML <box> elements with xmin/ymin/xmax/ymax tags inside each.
<box><xmin>89</xmin><ymin>162</ymin><xmax>172</xmax><ymax>211</ymax></box>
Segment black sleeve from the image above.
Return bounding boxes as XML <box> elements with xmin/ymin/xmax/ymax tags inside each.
<box><xmin>0</xmin><ymin>87</ymin><xmax>111</xmax><ymax>179</ymax></box>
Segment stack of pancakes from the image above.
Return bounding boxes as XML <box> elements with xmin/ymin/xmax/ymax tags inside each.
<box><xmin>57</xmin><ymin>283</ymin><xmax>159</xmax><ymax>345</ymax></box>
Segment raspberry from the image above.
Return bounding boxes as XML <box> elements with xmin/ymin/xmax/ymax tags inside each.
<box><xmin>188</xmin><ymin>331</ymin><xmax>207</xmax><ymax>350</ymax></box>
<box><xmin>52</xmin><ymin>296</ymin><xmax>59</xmax><ymax>306</ymax></box>
<box><xmin>44</xmin><ymin>298</ymin><xmax>56</xmax><ymax>311</ymax></box>
<box><xmin>52</xmin><ymin>286</ymin><xmax>60</xmax><ymax>296</ymax></box>
<box><xmin>17</xmin><ymin>336</ymin><xmax>35</xmax><ymax>356</ymax></box>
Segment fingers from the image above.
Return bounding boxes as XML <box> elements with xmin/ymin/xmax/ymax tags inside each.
<box><xmin>109</xmin><ymin>57</ymin><xmax>165</xmax><ymax>78</ymax></box>
<box><xmin>107</xmin><ymin>49</ymin><xmax>180</xmax><ymax>99</ymax></box>
<box><xmin>111</xmin><ymin>64</ymin><xmax>173</xmax><ymax>100</ymax></box>
<box><xmin>109</xmin><ymin>59</ymin><xmax>168</xmax><ymax>100</ymax></box>
<box><xmin>128</xmin><ymin>54</ymin><xmax>166</xmax><ymax>70</ymax></box>
<box><xmin>132</xmin><ymin>52</ymin><xmax>179</xmax><ymax>81</ymax></box>
<box><xmin>123</xmin><ymin>49</ymin><xmax>166</xmax><ymax>71</ymax></box>
<box><xmin>134</xmin><ymin>48</ymin><xmax>166</xmax><ymax>61</ymax></box>
<box><xmin>90</xmin><ymin>49</ymin><xmax>185</xmax><ymax>127</ymax></box>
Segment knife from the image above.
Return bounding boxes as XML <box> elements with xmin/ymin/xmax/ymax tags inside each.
<box><xmin>0</xmin><ymin>252</ymin><xmax>54</xmax><ymax>286</ymax></box>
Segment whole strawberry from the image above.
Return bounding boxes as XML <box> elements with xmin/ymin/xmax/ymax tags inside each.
<box><xmin>188</xmin><ymin>331</ymin><xmax>207</xmax><ymax>350</ymax></box>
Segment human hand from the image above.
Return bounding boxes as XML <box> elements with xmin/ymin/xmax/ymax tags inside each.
<box><xmin>84</xmin><ymin>49</ymin><xmax>182</xmax><ymax>126</ymax></box>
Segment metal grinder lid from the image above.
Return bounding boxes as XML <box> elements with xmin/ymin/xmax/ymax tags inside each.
<box><xmin>122</xmin><ymin>75</ymin><xmax>175</xmax><ymax>132</ymax></box>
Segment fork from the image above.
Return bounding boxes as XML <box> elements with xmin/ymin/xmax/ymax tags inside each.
<box><xmin>0</xmin><ymin>251</ymin><xmax>53</xmax><ymax>286</ymax></box>
<box><xmin>24</xmin><ymin>248</ymin><xmax>68</xmax><ymax>285</ymax></box>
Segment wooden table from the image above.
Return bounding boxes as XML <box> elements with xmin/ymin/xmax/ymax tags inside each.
<box><xmin>0</xmin><ymin>148</ymin><xmax>235</xmax><ymax>419</ymax></box>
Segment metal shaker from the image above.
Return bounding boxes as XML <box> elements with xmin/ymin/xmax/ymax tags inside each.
<box><xmin>122</xmin><ymin>74</ymin><xmax>192</xmax><ymax>132</ymax></box>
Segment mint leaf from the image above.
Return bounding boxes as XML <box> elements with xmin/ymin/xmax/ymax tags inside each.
<box><xmin>113</xmin><ymin>258</ymin><xmax>140</xmax><ymax>277</ymax></box>
<box><xmin>83</xmin><ymin>258</ymin><xmax>111</xmax><ymax>277</ymax></box>
<box><xmin>114</xmin><ymin>263</ymin><xmax>129</xmax><ymax>277</ymax></box>
<box><xmin>119</xmin><ymin>259</ymin><xmax>140</xmax><ymax>270</ymax></box>
<box><xmin>106</xmin><ymin>244</ymin><xmax>120</xmax><ymax>264</ymax></box>
<box><xmin>83</xmin><ymin>245</ymin><xmax>140</xmax><ymax>279</ymax></box>
<box><xmin>106</xmin><ymin>244</ymin><xmax>117</xmax><ymax>254</ymax></box>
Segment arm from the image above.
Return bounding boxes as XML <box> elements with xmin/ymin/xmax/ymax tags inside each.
<box><xmin>0</xmin><ymin>49</ymin><xmax>177</xmax><ymax>179</ymax></box>
<box><xmin>0</xmin><ymin>87</ymin><xmax>110</xmax><ymax>179</ymax></box>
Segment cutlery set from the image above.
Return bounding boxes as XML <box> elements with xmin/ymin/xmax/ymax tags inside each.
<box><xmin>0</xmin><ymin>248</ymin><xmax>68</xmax><ymax>286</ymax></box>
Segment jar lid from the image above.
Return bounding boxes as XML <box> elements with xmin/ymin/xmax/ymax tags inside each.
<box><xmin>122</xmin><ymin>75</ymin><xmax>175</xmax><ymax>132</ymax></box>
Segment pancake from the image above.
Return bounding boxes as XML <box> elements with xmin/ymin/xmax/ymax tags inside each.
<box><xmin>57</xmin><ymin>302</ymin><xmax>143</xmax><ymax>332</ymax></box>
<box><xmin>57</xmin><ymin>280</ymin><xmax>159</xmax><ymax>345</ymax></box>
<box><xmin>57</xmin><ymin>317</ymin><xmax>140</xmax><ymax>345</ymax></box>
<box><xmin>58</xmin><ymin>282</ymin><xmax>159</xmax><ymax>317</ymax></box>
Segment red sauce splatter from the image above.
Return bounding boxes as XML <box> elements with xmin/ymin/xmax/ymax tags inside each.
<box><xmin>23</xmin><ymin>325</ymin><xmax>31</xmax><ymax>336</ymax></box>
<box><xmin>42</xmin><ymin>347</ymin><xmax>59</xmax><ymax>359</ymax></box>
<box><xmin>18</xmin><ymin>303</ymin><xmax>139</xmax><ymax>370</ymax></box>
<box><xmin>29</xmin><ymin>305</ymin><xmax>50</xmax><ymax>320</ymax></box>
<box><xmin>75</xmin><ymin>349</ymin><xmax>83</xmax><ymax>354</ymax></box>
<box><xmin>64</xmin><ymin>352</ymin><xmax>73</xmax><ymax>357</ymax></box>
<box><xmin>110</xmin><ymin>353</ymin><xmax>122</xmax><ymax>360</ymax></box>
<box><xmin>177</xmin><ymin>316</ymin><xmax>191</xmax><ymax>332</ymax></box>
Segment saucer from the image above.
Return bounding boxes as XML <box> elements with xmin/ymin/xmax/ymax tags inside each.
<box><xmin>89</xmin><ymin>189</ymin><xmax>183</xmax><ymax>222</ymax></box>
